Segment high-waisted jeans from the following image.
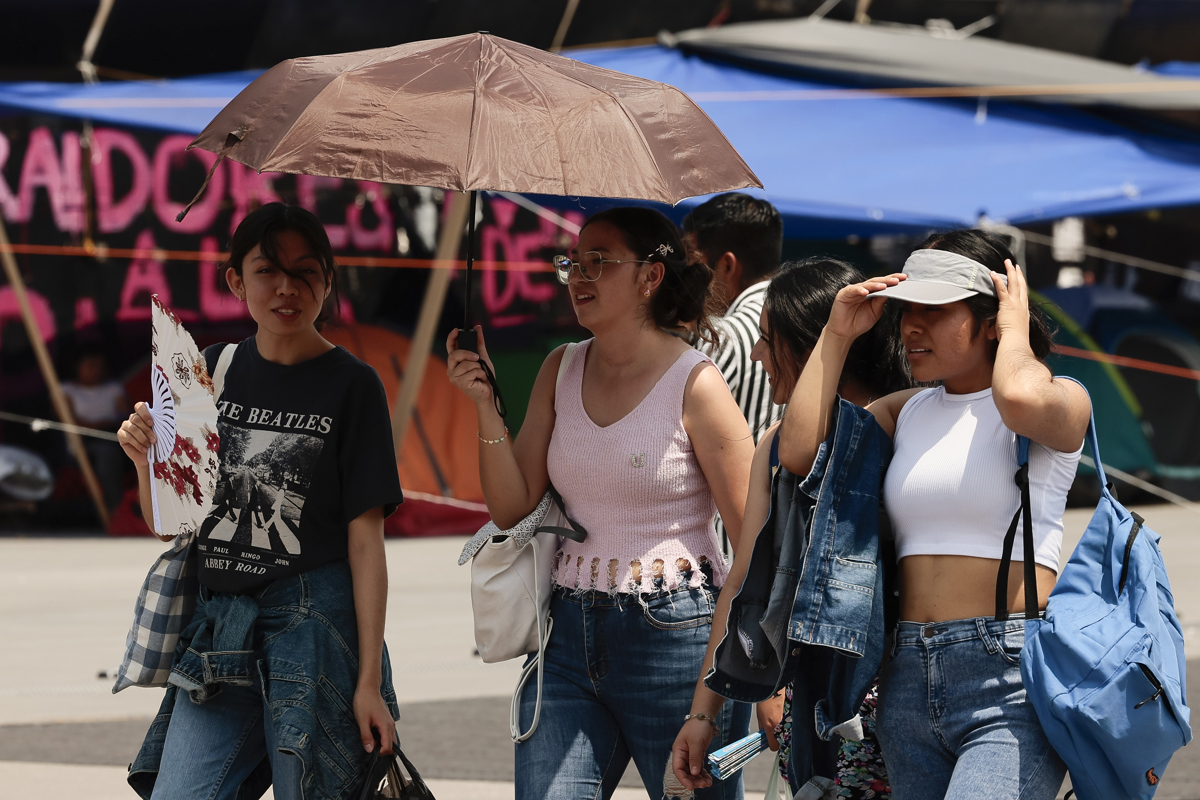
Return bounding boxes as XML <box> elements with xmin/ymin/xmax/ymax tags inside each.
<box><xmin>515</xmin><ymin>584</ymin><xmax>751</xmax><ymax>800</ymax></box>
<box><xmin>875</xmin><ymin>617</ymin><xmax>1066</xmax><ymax>800</ymax></box>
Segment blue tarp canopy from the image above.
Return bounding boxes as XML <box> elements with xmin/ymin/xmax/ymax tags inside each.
<box><xmin>5</xmin><ymin>49</ymin><xmax>1200</xmax><ymax>237</ymax></box>
<box><xmin>0</xmin><ymin>71</ymin><xmax>261</xmax><ymax>135</ymax></box>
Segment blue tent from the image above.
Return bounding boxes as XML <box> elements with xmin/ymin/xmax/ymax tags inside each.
<box><xmin>0</xmin><ymin>71</ymin><xmax>262</xmax><ymax>135</ymax></box>
<box><xmin>569</xmin><ymin>46</ymin><xmax>1200</xmax><ymax>235</ymax></box>
<box><xmin>6</xmin><ymin>48</ymin><xmax>1200</xmax><ymax>237</ymax></box>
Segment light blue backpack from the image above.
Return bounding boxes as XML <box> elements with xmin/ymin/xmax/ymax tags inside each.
<box><xmin>1001</xmin><ymin>410</ymin><xmax>1192</xmax><ymax>800</ymax></box>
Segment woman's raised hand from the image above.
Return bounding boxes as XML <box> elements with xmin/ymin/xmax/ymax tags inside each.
<box><xmin>992</xmin><ymin>259</ymin><xmax>1030</xmax><ymax>345</ymax></box>
<box><xmin>826</xmin><ymin>273</ymin><xmax>906</xmax><ymax>342</ymax></box>
<box><xmin>446</xmin><ymin>325</ymin><xmax>496</xmax><ymax>408</ymax></box>
<box><xmin>117</xmin><ymin>402</ymin><xmax>157</xmax><ymax>464</ymax></box>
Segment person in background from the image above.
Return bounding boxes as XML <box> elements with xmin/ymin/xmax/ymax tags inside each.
<box><xmin>62</xmin><ymin>348</ymin><xmax>129</xmax><ymax>511</ymax></box>
<box><xmin>682</xmin><ymin>193</ymin><xmax>784</xmax><ymax>444</ymax></box>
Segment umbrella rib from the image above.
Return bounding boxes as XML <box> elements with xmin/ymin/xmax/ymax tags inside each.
<box><xmin>546</xmin><ymin>61</ymin><xmax>673</xmax><ymax>199</ymax></box>
<box><xmin>462</xmin><ymin>35</ymin><xmax>484</xmax><ymax>191</ymax></box>
<box><xmin>502</xmin><ymin>50</ymin><xmax>571</xmax><ymax>192</ymax></box>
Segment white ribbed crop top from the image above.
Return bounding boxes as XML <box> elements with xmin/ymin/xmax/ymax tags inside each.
<box><xmin>883</xmin><ymin>387</ymin><xmax>1082</xmax><ymax>572</ymax></box>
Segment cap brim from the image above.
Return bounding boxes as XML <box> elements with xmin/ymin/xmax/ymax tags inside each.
<box><xmin>869</xmin><ymin>281</ymin><xmax>978</xmax><ymax>305</ymax></box>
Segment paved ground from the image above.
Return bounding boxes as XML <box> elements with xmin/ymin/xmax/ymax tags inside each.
<box><xmin>1</xmin><ymin>503</ymin><xmax>1198</xmax><ymax>799</ymax></box>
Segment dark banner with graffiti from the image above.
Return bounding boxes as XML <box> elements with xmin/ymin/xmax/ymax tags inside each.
<box><xmin>0</xmin><ymin>113</ymin><xmax>581</xmax><ymax>389</ymax></box>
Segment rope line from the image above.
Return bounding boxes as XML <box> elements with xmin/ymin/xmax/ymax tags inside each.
<box><xmin>0</xmin><ymin>410</ymin><xmax>119</xmax><ymax>441</ymax></box>
<box><xmin>1079</xmin><ymin>454</ymin><xmax>1200</xmax><ymax>514</ymax></box>
<box><xmin>0</xmin><ymin>242</ymin><xmax>553</xmax><ymax>272</ymax></box>
<box><xmin>689</xmin><ymin>79</ymin><xmax>1200</xmax><ymax>103</ymax></box>
<box><xmin>1020</xmin><ymin>230</ymin><xmax>1200</xmax><ymax>283</ymax></box>
<box><xmin>1053</xmin><ymin>345</ymin><xmax>1200</xmax><ymax>382</ymax></box>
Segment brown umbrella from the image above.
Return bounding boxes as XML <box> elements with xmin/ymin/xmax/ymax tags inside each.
<box><xmin>184</xmin><ymin>33</ymin><xmax>759</xmax><ymax>324</ymax></box>
<box><xmin>180</xmin><ymin>32</ymin><xmax>760</xmax><ymax>432</ymax></box>
<box><xmin>186</xmin><ymin>32</ymin><xmax>759</xmax><ymax>204</ymax></box>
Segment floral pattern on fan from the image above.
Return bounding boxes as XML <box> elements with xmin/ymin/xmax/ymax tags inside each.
<box><xmin>147</xmin><ymin>296</ymin><xmax>221</xmax><ymax>538</ymax></box>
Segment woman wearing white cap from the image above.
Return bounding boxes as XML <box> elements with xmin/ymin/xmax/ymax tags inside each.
<box><xmin>775</xmin><ymin>229</ymin><xmax>1091</xmax><ymax>799</ymax></box>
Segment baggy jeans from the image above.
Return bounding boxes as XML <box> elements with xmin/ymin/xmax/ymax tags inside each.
<box><xmin>516</xmin><ymin>584</ymin><xmax>751</xmax><ymax>800</ymax></box>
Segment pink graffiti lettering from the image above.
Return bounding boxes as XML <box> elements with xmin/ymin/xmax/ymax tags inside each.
<box><xmin>0</xmin><ymin>132</ymin><xmax>17</xmax><ymax>218</ymax></box>
<box><xmin>60</xmin><ymin>132</ymin><xmax>85</xmax><ymax>233</ymax></box>
<box><xmin>74</xmin><ymin>296</ymin><xmax>99</xmax><ymax>330</ymax></box>
<box><xmin>480</xmin><ymin>198</ymin><xmax>574</xmax><ymax>315</ymax></box>
<box><xmin>227</xmin><ymin>162</ymin><xmax>281</xmax><ymax>234</ymax></box>
<box><xmin>93</xmin><ymin>128</ymin><xmax>152</xmax><ymax>233</ymax></box>
<box><xmin>0</xmin><ymin>285</ymin><xmax>56</xmax><ymax>349</ymax></box>
<box><xmin>198</xmin><ymin>236</ymin><xmax>249</xmax><ymax>322</ymax></box>
<box><xmin>346</xmin><ymin>182</ymin><xmax>394</xmax><ymax>251</ymax></box>
<box><xmin>15</xmin><ymin>127</ymin><xmax>83</xmax><ymax>231</ymax></box>
<box><xmin>118</xmin><ymin>230</ymin><xmax>172</xmax><ymax>321</ymax></box>
<box><xmin>153</xmin><ymin>135</ymin><xmax>225</xmax><ymax>233</ymax></box>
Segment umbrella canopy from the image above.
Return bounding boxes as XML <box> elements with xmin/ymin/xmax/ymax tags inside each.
<box><xmin>187</xmin><ymin>32</ymin><xmax>761</xmax><ymax>204</ymax></box>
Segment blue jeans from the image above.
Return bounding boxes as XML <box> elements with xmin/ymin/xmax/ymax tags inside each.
<box><xmin>149</xmin><ymin>683</ymin><xmax>303</xmax><ymax>800</ymax></box>
<box><xmin>516</xmin><ymin>585</ymin><xmax>751</xmax><ymax>800</ymax></box>
<box><xmin>875</xmin><ymin>618</ymin><xmax>1066</xmax><ymax>800</ymax></box>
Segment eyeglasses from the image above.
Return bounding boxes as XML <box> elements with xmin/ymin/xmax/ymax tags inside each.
<box><xmin>552</xmin><ymin>251</ymin><xmax>651</xmax><ymax>285</ymax></box>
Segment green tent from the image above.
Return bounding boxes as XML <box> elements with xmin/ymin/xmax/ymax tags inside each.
<box><xmin>1035</xmin><ymin>291</ymin><xmax>1159</xmax><ymax>479</ymax></box>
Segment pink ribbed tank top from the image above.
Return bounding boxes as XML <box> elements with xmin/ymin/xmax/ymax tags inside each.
<box><xmin>546</xmin><ymin>339</ymin><xmax>727</xmax><ymax>593</ymax></box>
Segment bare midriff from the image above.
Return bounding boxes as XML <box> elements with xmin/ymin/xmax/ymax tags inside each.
<box><xmin>899</xmin><ymin>554</ymin><xmax>1058</xmax><ymax>623</ymax></box>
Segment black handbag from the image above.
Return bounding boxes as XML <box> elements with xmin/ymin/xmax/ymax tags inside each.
<box><xmin>356</xmin><ymin>735</ymin><xmax>435</xmax><ymax>800</ymax></box>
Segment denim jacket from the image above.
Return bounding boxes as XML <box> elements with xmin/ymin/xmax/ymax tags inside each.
<box><xmin>708</xmin><ymin>399</ymin><xmax>891</xmax><ymax>794</ymax></box>
<box><xmin>128</xmin><ymin>560</ymin><xmax>399</xmax><ymax>800</ymax></box>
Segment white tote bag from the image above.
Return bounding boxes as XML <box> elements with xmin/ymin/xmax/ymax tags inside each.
<box><xmin>457</xmin><ymin>343</ymin><xmax>585</xmax><ymax>743</ymax></box>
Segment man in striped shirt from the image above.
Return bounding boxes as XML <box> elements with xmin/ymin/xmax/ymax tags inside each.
<box><xmin>684</xmin><ymin>193</ymin><xmax>784</xmax><ymax>444</ymax></box>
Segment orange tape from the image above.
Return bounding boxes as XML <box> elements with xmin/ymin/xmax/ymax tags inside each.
<box><xmin>1054</xmin><ymin>344</ymin><xmax>1200</xmax><ymax>382</ymax></box>
<box><xmin>0</xmin><ymin>242</ymin><xmax>554</xmax><ymax>272</ymax></box>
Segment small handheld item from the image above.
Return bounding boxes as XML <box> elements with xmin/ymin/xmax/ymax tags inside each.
<box><xmin>456</xmin><ymin>327</ymin><xmax>478</xmax><ymax>354</ymax></box>
<box><xmin>707</xmin><ymin>730</ymin><xmax>769</xmax><ymax>780</ymax></box>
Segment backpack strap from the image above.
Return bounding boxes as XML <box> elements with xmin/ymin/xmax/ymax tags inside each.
<box><xmin>995</xmin><ymin>436</ymin><xmax>1039</xmax><ymax>621</ymax></box>
<box><xmin>210</xmin><ymin>342</ymin><xmax>236</xmax><ymax>402</ymax></box>
<box><xmin>995</xmin><ymin>377</ymin><xmax>1098</xmax><ymax>620</ymax></box>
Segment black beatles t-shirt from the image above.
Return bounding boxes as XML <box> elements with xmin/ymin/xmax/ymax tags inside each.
<box><xmin>197</xmin><ymin>337</ymin><xmax>403</xmax><ymax>593</ymax></box>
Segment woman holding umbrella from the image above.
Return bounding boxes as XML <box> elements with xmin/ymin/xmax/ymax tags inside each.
<box><xmin>448</xmin><ymin>207</ymin><xmax>757</xmax><ymax>799</ymax></box>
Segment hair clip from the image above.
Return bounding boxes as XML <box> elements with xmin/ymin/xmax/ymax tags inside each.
<box><xmin>656</xmin><ymin>243</ymin><xmax>675</xmax><ymax>257</ymax></box>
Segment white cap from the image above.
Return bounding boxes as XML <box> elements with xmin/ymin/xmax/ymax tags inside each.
<box><xmin>870</xmin><ymin>249</ymin><xmax>1007</xmax><ymax>305</ymax></box>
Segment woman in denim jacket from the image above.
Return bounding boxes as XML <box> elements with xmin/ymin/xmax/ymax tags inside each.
<box><xmin>777</xmin><ymin>230</ymin><xmax>1090</xmax><ymax>800</ymax></box>
<box><xmin>119</xmin><ymin>204</ymin><xmax>404</xmax><ymax>800</ymax></box>
<box><xmin>671</xmin><ymin>258</ymin><xmax>911</xmax><ymax>797</ymax></box>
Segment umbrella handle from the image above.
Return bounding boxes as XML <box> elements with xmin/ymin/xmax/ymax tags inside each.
<box><xmin>457</xmin><ymin>327</ymin><xmax>478</xmax><ymax>353</ymax></box>
<box><xmin>455</xmin><ymin>327</ymin><xmax>507</xmax><ymax>419</ymax></box>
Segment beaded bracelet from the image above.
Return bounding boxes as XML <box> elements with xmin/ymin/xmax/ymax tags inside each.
<box><xmin>683</xmin><ymin>713</ymin><xmax>718</xmax><ymax>726</ymax></box>
<box><xmin>478</xmin><ymin>427</ymin><xmax>509</xmax><ymax>445</ymax></box>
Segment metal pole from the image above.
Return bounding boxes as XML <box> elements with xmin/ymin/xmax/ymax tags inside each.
<box><xmin>550</xmin><ymin>0</ymin><xmax>582</xmax><ymax>52</ymax></box>
<box><xmin>392</xmin><ymin>191</ymin><xmax>472</xmax><ymax>457</ymax></box>
<box><xmin>0</xmin><ymin>212</ymin><xmax>110</xmax><ymax>528</ymax></box>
